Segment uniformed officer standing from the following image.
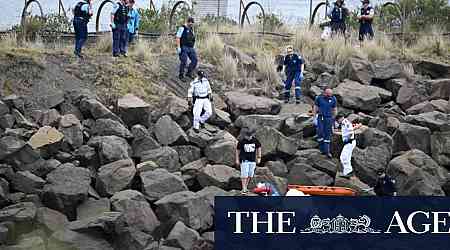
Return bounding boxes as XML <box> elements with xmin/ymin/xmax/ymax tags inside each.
<box><xmin>357</xmin><ymin>0</ymin><xmax>375</xmax><ymax>42</ymax></box>
<box><xmin>280</xmin><ymin>45</ymin><xmax>305</xmax><ymax>104</ymax></box>
<box><xmin>187</xmin><ymin>71</ymin><xmax>213</xmax><ymax>133</ymax></box>
<box><xmin>327</xmin><ymin>0</ymin><xmax>349</xmax><ymax>35</ymax></box>
<box><xmin>176</xmin><ymin>17</ymin><xmax>198</xmax><ymax>81</ymax></box>
<box><xmin>72</xmin><ymin>0</ymin><xmax>93</xmax><ymax>58</ymax></box>
<box><xmin>313</xmin><ymin>88</ymin><xmax>337</xmax><ymax>158</ymax></box>
<box><xmin>335</xmin><ymin>112</ymin><xmax>357</xmax><ymax>178</ymax></box>
<box><xmin>111</xmin><ymin>0</ymin><xmax>130</xmax><ymax>57</ymax></box>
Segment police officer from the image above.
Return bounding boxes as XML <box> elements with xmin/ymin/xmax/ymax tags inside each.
<box><xmin>374</xmin><ymin>169</ymin><xmax>397</xmax><ymax>196</ymax></box>
<box><xmin>176</xmin><ymin>17</ymin><xmax>198</xmax><ymax>81</ymax></box>
<box><xmin>187</xmin><ymin>71</ymin><xmax>212</xmax><ymax>133</ymax></box>
<box><xmin>111</xmin><ymin>0</ymin><xmax>130</xmax><ymax>57</ymax></box>
<box><xmin>327</xmin><ymin>0</ymin><xmax>349</xmax><ymax>35</ymax></box>
<box><xmin>313</xmin><ymin>88</ymin><xmax>337</xmax><ymax>158</ymax></box>
<box><xmin>72</xmin><ymin>0</ymin><xmax>93</xmax><ymax>58</ymax></box>
<box><xmin>335</xmin><ymin>112</ymin><xmax>357</xmax><ymax>178</ymax></box>
<box><xmin>280</xmin><ymin>45</ymin><xmax>305</xmax><ymax>104</ymax></box>
<box><xmin>357</xmin><ymin>0</ymin><xmax>375</xmax><ymax>42</ymax></box>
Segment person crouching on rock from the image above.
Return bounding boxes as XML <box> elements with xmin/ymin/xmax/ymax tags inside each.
<box><xmin>236</xmin><ymin>127</ymin><xmax>261</xmax><ymax>195</ymax></box>
<box><xmin>187</xmin><ymin>71</ymin><xmax>213</xmax><ymax>133</ymax></box>
<box><xmin>72</xmin><ymin>0</ymin><xmax>93</xmax><ymax>58</ymax></box>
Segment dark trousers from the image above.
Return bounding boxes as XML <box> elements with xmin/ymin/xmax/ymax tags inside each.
<box><xmin>317</xmin><ymin>115</ymin><xmax>333</xmax><ymax>154</ymax></box>
<box><xmin>284</xmin><ymin>71</ymin><xmax>302</xmax><ymax>100</ymax></box>
<box><xmin>112</xmin><ymin>23</ymin><xmax>128</xmax><ymax>56</ymax></box>
<box><xmin>73</xmin><ymin>17</ymin><xmax>88</xmax><ymax>54</ymax></box>
<box><xmin>179</xmin><ymin>46</ymin><xmax>198</xmax><ymax>76</ymax></box>
<box><xmin>128</xmin><ymin>32</ymin><xmax>136</xmax><ymax>44</ymax></box>
<box><xmin>359</xmin><ymin>23</ymin><xmax>374</xmax><ymax>41</ymax></box>
<box><xmin>331</xmin><ymin>21</ymin><xmax>346</xmax><ymax>35</ymax></box>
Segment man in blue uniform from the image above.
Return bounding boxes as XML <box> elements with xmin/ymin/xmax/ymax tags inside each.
<box><xmin>281</xmin><ymin>45</ymin><xmax>305</xmax><ymax>104</ymax></box>
<box><xmin>357</xmin><ymin>0</ymin><xmax>375</xmax><ymax>42</ymax></box>
<box><xmin>111</xmin><ymin>0</ymin><xmax>130</xmax><ymax>57</ymax></box>
<box><xmin>72</xmin><ymin>0</ymin><xmax>93</xmax><ymax>58</ymax></box>
<box><xmin>313</xmin><ymin>88</ymin><xmax>337</xmax><ymax>158</ymax></box>
<box><xmin>327</xmin><ymin>0</ymin><xmax>348</xmax><ymax>35</ymax></box>
<box><xmin>374</xmin><ymin>169</ymin><xmax>397</xmax><ymax>196</ymax></box>
<box><xmin>176</xmin><ymin>17</ymin><xmax>197</xmax><ymax>81</ymax></box>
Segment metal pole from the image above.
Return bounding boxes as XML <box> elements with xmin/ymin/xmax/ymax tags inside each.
<box><xmin>309</xmin><ymin>0</ymin><xmax>313</xmax><ymax>25</ymax></box>
<box><xmin>217</xmin><ymin>0</ymin><xmax>220</xmax><ymax>33</ymax></box>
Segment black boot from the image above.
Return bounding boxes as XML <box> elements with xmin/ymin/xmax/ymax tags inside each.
<box><xmin>186</xmin><ymin>71</ymin><xmax>194</xmax><ymax>79</ymax></box>
<box><xmin>179</xmin><ymin>74</ymin><xmax>186</xmax><ymax>81</ymax></box>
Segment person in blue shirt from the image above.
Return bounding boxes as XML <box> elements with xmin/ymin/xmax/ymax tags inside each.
<box><xmin>111</xmin><ymin>0</ymin><xmax>130</xmax><ymax>57</ymax></box>
<box><xmin>326</xmin><ymin>0</ymin><xmax>348</xmax><ymax>36</ymax></box>
<box><xmin>357</xmin><ymin>0</ymin><xmax>375</xmax><ymax>42</ymax></box>
<box><xmin>313</xmin><ymin>88</ymin><xmax>338</xmax><ymax>158</ymax></box>
<box><xmin>176</xmin><ymin>17</ymin><xmax>197</xmax><ymax>81</ymax></box>
<box><xmin>72</xmin><ymin>0</ymin><xmax>93</xmax><ymax>58</ymax></box>
<box><xmin>280</xmin><ymin>45</ymin><xmax>305</xmax><ymax>104</ymax></box>
<box><xmin>127</xmin><ymin>0</ymin><xmax>140</xmax><ymax>44</ymax></box>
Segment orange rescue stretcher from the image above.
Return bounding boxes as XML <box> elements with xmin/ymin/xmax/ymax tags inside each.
<box><xmin>287</xmin><ymin>185</ymin><xmax>357</xmax><ymax>196</ymax></box>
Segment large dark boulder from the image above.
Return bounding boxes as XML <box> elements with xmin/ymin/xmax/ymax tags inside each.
<box><xmin>287</xmin><ymin>163</ymin><xmax>333</xmax><ymax>186</ymax></box>
<box><xmin>76</xmin><ymin>198</ymin><xmax>111</xmax><ymax>220</ymax></box>
<box><xmin>96</xmin><ymin>159</ymin><xmax>136</xmax><ymax>197</ymax></box>
<box><xmin>154</xmin><ymin>115</ymin><xmax>189</xmax><ymax>146</ymax></box>
<box><xmin>141</xmin><ymin>147</ymin><xmax>181</xmax><ymax>172</ymax></box>
<box><xmin>197</xmin><ymin>165</ymin><xmax>240</xmax><ymax>190</ymax></box>
<box><xmin>387</xmin><ymin>149</ymin><xmax>448</xmax><ymax>195</ymax></box>
<box><xmin>79</xmin><ymin>98</ymin><xmax>122</xmax><ymax>123</ymax></box>
<box><xmin>42</xmin><ymin>165</ymin><xmax>91</xmax><ymax>220</ymax></box>
<box><xmin>234</xmin><ymin>115</ymin><xmax>284</xmax><ymax>131</ymax></box>
<box><xmin>334</xmin><ymin>80</ymin><xmax>391</xmax><ymax>112</ymax></box>
<box><xmin>0</xmin><ymin>136</ymin><xmax>26</xmax><ymax>160</ymax></box>
<box><xmin>282</xmin><ymin>114</ymin><xmax>315</xmax><ymax>137</ymax></box>
<box><xmin>111</xmin><ymin>190</ymin><xmax>160</xmax><ymax>234</ymax></box>
<box><xmin>36</xmin><ymin>207</ymin><xmax>69</xmax><ymax>233</ymax></box>
<box><xmin>373</xmin><ymin>59</ymin><xmax>408</xmax><ymax>82</ymax></box>
<box><xmin>352</xmin><ymin>145</ymin><xmax>392</xmax><ymax>186</ymax></box>
<box><xmin>58</xmin><ymin>114</ymin><xmax>83</xmax><ymax>150</ymax></box>
<box><xmin>88</xmin><ymin>136</ymin><xmax>132</xmax><ymax>165</ymax></box>
<box><xmin>392</xmin><ymin>123</ymin><xmax>431</xmax><ymax>155</ymax></box>
<box><xmin>140</xmin><ymin>168</ymin><xmax>188</xmax><ymax>201</ymax></box>
<box><xmin>414</xmin><ymin>60</ymin><xmax>450</xmax><ymax>79</ymax></box>
<box><xmin>9</xmin><ymin>171</ymin><xmax>45</xmax><ymax>195</ymax></box>
<box><xmin>92</xmin><ymin>118</ymin><xmax>133</xmax><ymax>139</ymax></box>
<box><xmin>339</xmin><ymin>57</ymin><xmax>375</xmax><ymax>85</ymax></box>
<box><xmin>405</xmin><ymin>111</ymin><xmax>450</xmax><ymax>132</ymax></box>
<box><xmin>47</xmin><ymin>229</ymin><xmax>114</xmax><ymax>250</ymax></box>
<box><xmin>196</xmin><ymin>186</ymin><xmax>230</xmax><ymax>208</ymax></box>
<box><xmin>149</xmin><ymin>96</ymin><xmax>189</xmax><ymax>125</ymax></box>
<box><xmin>118</xmin><ymin>94</ymin><xmax>150</xmax><ymax>127</ymax></box>
<box><xmin>224</xmin><ymin>91</ymin><xmax>282</xmax><ymax>118</ymax></box>
<box><xmin>396</xmin><ymin>79</ymin><xmax>430</xmax><ymax>110</ymax></box>
<box><xmin>255</xmin><ymin>127</ymin><xmax>297</xmax><ymax>159</ymax></box>
<box><xmin>155</xmin><ymin>191</ymin><xmax>213</xmax><ymax>232</ymax></box>
<box><xmin>204</xmin><ymin>137</ymin><xmax>237</xmax><ymax>167</ymax></box>
<box><xmin>172</xmin><ymin>145</ymin><xmax>201</xmax><ymax>166</ymax></box>
<box><xmin>164</xmin><ymin>221</ymin><xmax>201</xmax><ymax>250</ymax></box>
<box><xmin>431</xmin><ymin>131</ymin><xmax>450</xmax><ymax>169</ymax></box>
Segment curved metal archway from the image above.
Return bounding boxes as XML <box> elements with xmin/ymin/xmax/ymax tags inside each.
<box><xmin>96</xmin><ymin>0</ymin><xmax>114</xmax><ymax>32</ymax></box>
<box><xmin>310</xmin><ymin>1</ymin><xmax>327</xmax><ymax>26</ymax></box>
<box><xmin>240</xmin><ymin>1</ymin><xmax>266</xmax><ymax>33</ymax></box>
<box><xmin>21</xmin><ymin>0</ymin><xmax>44</xmax><ymax>28</ymax></box>
<box><xmin>379</xmin><ymin>2</ymin><xmax>403</xmax><ymax>31</ymax></box>
<box><xmin>169</xmin><ymin>1</ymin><xmax>193</xmax><ymax>31</ymax></box>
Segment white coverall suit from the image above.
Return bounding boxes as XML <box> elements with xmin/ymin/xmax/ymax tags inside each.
<box><xmin>188</xmin><ymin>77</ymin><xmax>212</xmax><ymax>130</ymax></box>
<box><xmin>340</xmin><ymin>118</ymin><xmax>356</xmax><ymax>175</ymax></box>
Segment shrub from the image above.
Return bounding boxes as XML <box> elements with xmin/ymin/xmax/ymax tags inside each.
<box><xmin>220</xmin><ymin>54</ymin><xmax>239</xmax><ymax>84</ymax></box>
<box><xmin>199</xmin><ymin>34</ymin><xmax>225</xmax><ymax>64</ymax></box>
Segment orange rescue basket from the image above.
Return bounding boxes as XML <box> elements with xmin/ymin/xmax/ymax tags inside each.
<box><xmin>287</xmin><ymin>185</ymin><xmax>357</xmax><ymax>196</ymax></box>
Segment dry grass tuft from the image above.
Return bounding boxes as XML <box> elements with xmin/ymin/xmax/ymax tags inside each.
<box><xmin>220</xmin><ymin>53</ymin><xmax>239</xmax><ymax>84</ymax></box>
<box><xmin>256</xmin><ymin>53</ymin><xmax>281</xmax><ymax>86</ymax></box>
<box><xmin>410</xmin><ymin>33</ymin><xmax>450</xmax><ymax>59</ymax></box>
<box><xmin>199</xmin><ymin>33</ymin><xmax>225</xmax><ymax>64</ymax></box>
<box><xmin>0</xmin><ymin>32</ymin><xmax>18</xmax><ymax>49</ymax></box>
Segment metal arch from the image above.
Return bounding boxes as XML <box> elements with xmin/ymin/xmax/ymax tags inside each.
<box><xmin>169</xmin><ymin>1</ymin><xmax>192</xmax><ymax>31</ymax></box>
<box><xmin>240</xmin><ymin>1</ymin><xmax>266</xmax><ymax>33</ymax></box>
<box><xmin>379</xmin><ymin>1</ymin><xmax>404</xmax><ymax>30</ymax></box>
<box><xmin>310</xmin><ymin>1</ymin><xmax>327</xmax><ymax>26</ymax></box>
<box><xmin>96</xmin><ymin>0</ymin><xmax>114</xmax><ymax>32</ymax></box>
<box><xmin>21</xmin><ymin>0</ymin><xmax>44</xmax><ymax>28</ymax></box>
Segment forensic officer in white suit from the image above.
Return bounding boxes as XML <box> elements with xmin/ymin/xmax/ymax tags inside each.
<box><xmin>335</xmin><ymin>112</ymin><xmax>357</xmax><ymax>179</ymax></box>
<box><xmin>187</xmin><ymin>70</ymin><xmax>213</xmax><ymax>132</ymax></box>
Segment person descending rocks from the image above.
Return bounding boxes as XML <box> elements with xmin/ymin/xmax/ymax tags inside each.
<box><xmin>279</xmin><ymin>45</ymin><xmax>305</xmax><ymax>104</ymax></box>
<box><xmin>335</xmin><ymin>112</ymin><xmax>359</xmax><ymax>179</ymax></box>
<box><xmin>111</xmin><ymin>0</ymin><xmax>130</xmax><ymax>57</ymax></box>
<box><xmin>72</xmin><ymin>0</ymin><xmax>93</xmax><ymax>58</ymax></box>
<box><xmin>176</xmin><ymin>17</ymin><xmax>198</xmax><ymax>81</ymax></box>
<box><xmin>236</xmin><ymin>126</ymin><xmax>262</xmax><ymax>195</ymax></box>
<box><xmin>187</xmin><ymin>70</ymin><xmax>213</xmax><ymax>133</ymax></box>
<box><xmin>314</xmin><ymin>88</ymin><xmax>337</xmax><ymax>158</ymax></box>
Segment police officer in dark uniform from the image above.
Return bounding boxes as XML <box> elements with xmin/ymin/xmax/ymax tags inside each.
<box><xmin>327</xmin><ymin>0</ymin><xmax>349</xmax><ymax>35</ymax></box>
<box><xmin>357</xmin><ymin>0</ymin><xmax>375</xmax><ymax>42</ymax></box>
<box><xmin>280</xmin><ymin>45</ymin><xmax>305</xmax><ymax>104</ymax></box>
<box><xmin>72</xmin><ymin>0</ymin><xmax>93</xmax><ymax>58</ymax></box>
<box><xmin>111</xmin><ymin>0</ymin><xmax>130</xmax><ymax>57</ymax></box>
<box><xmin>374</xmin><ymin>169</ymin><xmax>397</xmax><ymax>196</ymax></box>
<box><xmin>313</xmin><ymin>88</ymin><xmax>337</xmax><ymax>158</ymax></box>
<box><xmin>176</xmin><ymin>17</ymin><xmax>198</xmax><ymax>81</ymax></box>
